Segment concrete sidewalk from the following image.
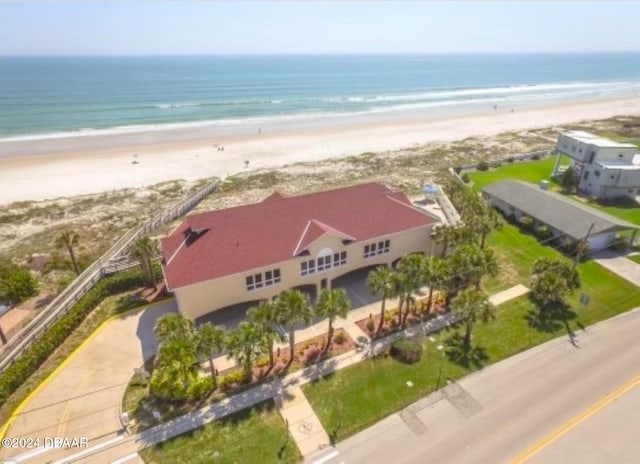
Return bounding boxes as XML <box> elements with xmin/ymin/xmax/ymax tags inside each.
<box><xmin>593</xmin><ymin>250</ymin><xmax>640</xmax><ymax>287</ymax></box>
<box><xmin>276</xmin><ymin>386</ymin><xmax>330</xmax><ymax>457</ymax></box>
<box><xmin>489</xmin><ymin>284</ymin><xmax>530</xmax><ymax>306</ymax></box>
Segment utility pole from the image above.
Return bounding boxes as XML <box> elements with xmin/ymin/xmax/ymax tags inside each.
<box><xmin>574</xmin><ymin>221</ymin><xmax>595</xmax><ymax>269</ymax></box>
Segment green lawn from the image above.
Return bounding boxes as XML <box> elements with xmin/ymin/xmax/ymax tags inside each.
<box><xmin>468</xmin><ymin>158</ymin><xmax>640</xmax><ymax>225</ymax></box>
<box><xmin>303</xmin><ymin>222</ymin><xmax>640</xmax><ymax>441</ymax></box>
<box><xmin>468</xmin><ymin>157</ymin><xmax>558</xmax><ymax>192</ymax></box>
<box><xmin>139</xmin><ymin>400</ymin><xmax>300</xmax><ymax>464</ymax></box>
<box><xmin>628</xmin><ymin>254</ymin><xmax>640</xmax><ymax>265</ymax></box>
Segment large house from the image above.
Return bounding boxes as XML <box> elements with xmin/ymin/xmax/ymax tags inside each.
<box><xmin>483</xmin><ymin>180</ymin><xmax>639</xmax><ymax>252</ymax></box>
<box><xmin>161</xmin><ymin>183</ymin><xmax>441</xmax><ymax>320</ymax></box>
<box><xmin>552</xmin><ymin>130</ymin><xmax>640</xmax><ymax>200</ymax></box>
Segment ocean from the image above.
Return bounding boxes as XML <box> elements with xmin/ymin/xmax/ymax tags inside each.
<box><xmin>1</xmin><ymin>53</ymin><xmax>640</xmax><ymax>141</ymax></box>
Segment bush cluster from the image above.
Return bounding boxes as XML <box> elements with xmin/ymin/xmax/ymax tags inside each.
<box><xmin>476</xmin><ymin>161</ymin><xmax>490</xmax><ymax>171</ymax></box>
<box><xmin>333</xmin><ymin>331</ymin><xmax>347</xmax><ymax>345</ymax></box>
<box><xmin>0</xmin><ymin>268</ymin><xmax>148</xmax><ymax>406</ymax></box>
<box><xmin>218</xmin><ymin>370</ymin><xmax>246</xmax><ymax>390</ymax></box>
<box><xmin>389</xmin><ymin>338</ymin><xmax>424</xmax><ymax>364</ymax></box>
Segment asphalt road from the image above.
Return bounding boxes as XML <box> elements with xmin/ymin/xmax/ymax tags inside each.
<box><xmin>326</xmin><ymin>307</ymin><xmax>640</xmax><ymax>464</ymax></box>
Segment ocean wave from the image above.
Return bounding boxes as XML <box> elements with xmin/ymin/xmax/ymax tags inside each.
<box><xmin>2</xmin><ymin>80</ymin><xmax>639</xmax><ymax>143</ymax></box>
<box><xmin>153</xmin><ymin>99</ymin><xmax>283</xmax><ymax>109</ymax></box>
<box><xmin>318</xmin><ymin>81</ymin><xmax>634</xmax><ymax>104</ymax></box>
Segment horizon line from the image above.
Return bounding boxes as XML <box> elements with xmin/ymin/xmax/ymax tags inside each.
<box><xmin>2</xmin><ymin>50</ymin><xmax>640</xmax><ymax>58</ymax></box>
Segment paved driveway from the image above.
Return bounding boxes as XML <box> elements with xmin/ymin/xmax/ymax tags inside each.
<box><xmin>0</xmin><ymin>300</ymin><xmax>177</xmax><ymax>463</ymax></box>
<box><xmin>593</xmin><ymin>250</ymin><xmax>640</xmax><ymax>286</ymax></box>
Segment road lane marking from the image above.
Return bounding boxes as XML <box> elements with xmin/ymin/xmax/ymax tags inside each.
<box><xmin>512</xmin><ymin>374</ymin><xmax>640</xmax><ymax>463</ymax></box>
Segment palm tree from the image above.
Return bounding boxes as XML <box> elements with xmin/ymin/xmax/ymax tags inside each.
<box><xmin>469</xmin><ymin>206</ymin><xmax>504</xmax><ymax>249</ymax></box>
<box><xmin>315</xmin><ymin>288</ymin><xmax>351</xmax><ymax>354</ymax></box>
<box><xmin>530</xmin><ymin>257</ymin><xmax>580</xmax><ymax>309</ymax></box>
<box><xmin>366</xmin><ymin>265</ymin><xmax>396</xmax><ymax>336</ymax></box>
<box><xmin>247</xmin><ymin>301</ymin><xmax>285</xmax><ymax>370</ymax></box>
<box><xmin>130</xmin><ymin>236</ymin><xmax>158</xmax><ymax>287</ymax></box>
<box><xmin>55</xmin><ymin>229</ymin><xmax>81</xmax><ymax>276</ymax></box>
<box><xmin>156</xmin><ymin>338</ymin><xmax>198</xmax><ymax>388</ymax></box>
<box><xmin>451</xmin><ymin>289</ymin><xmax>494</xmax><ymax>351</ymax></box>
<box><xmin>396</xmin><ymin>254</ymin><xmax>427</xmax><ymax>326</ymax></box>
<box><xmin>195</xmin><ymin>323</ymin><xmax>225</xmax><ymax>387</ymax></box>
<box><xmin>275</xmin><ymin>289</ymin><xmax>313</xmax><ymax>366</ymax></box>
<box><xmin>423</xmin><ymin>256</ymin><xmax>448</xmax><ymax>312</ymax></box>
<box><xmin>432</xmin><ymin>224</ymin><xmax>455</xmax><ymax>257</ymax></box>
<box><xmin>226</xmin><ymin>321</ymin><xmax>264</xmax><ymax>381</ymax></box>
<box><xmin>154</xmin><ymin>313</ymin><xmax>195</xmax><ymax>346</ymax></box>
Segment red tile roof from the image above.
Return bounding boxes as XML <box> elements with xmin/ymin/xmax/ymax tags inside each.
<box><xmin>161</xmin><ymin>182</ymin><xmax>438</xmax><ymax>289</ymax></box>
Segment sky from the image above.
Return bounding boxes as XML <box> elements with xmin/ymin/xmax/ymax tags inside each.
<box><xmin>1</xmin><ymin>1</ymin><xmax>640</xmax><ymax>56</ymax></box>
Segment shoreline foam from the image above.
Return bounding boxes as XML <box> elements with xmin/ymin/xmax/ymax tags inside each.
<box><xmin>1</xmin><ymin>96</ymin><xmax>639</xmax><ymax>205</ymax></box>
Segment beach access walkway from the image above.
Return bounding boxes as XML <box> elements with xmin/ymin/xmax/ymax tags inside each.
<box><xmin>2</xmin><ymin>285</ymin><xmax>527</xmax><ymax>464</ymax></box>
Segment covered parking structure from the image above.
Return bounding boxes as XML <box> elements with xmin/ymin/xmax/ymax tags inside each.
<box><xmin>482</xmin><ymin>180</ymin><xmax>639</xmax><ymax>252</ymax></box>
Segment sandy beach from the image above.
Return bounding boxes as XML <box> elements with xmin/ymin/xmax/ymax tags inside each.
<box><xmin>1</xmin><ymin>97</ymin><xmax>640</xmax><ymax>205</ymax></box>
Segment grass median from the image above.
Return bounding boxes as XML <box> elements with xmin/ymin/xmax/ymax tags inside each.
<box><xmin>139</xmin><ymin>400</ymin><xmax>300</xmax><ymax>464</ymax></box>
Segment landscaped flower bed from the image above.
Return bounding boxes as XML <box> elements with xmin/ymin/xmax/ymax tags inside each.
<box><xmin>126</xmin><ymin>328</ymin><xmax>355</xmax><ymax>431</ymax></box>
<box><xmin>356</xmin><ymin>294</ymin><xmax>446</xmax><ymax>339</ymax></box>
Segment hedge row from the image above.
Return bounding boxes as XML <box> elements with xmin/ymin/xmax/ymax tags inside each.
<box><xmin>0</xmin><ymin>268</ymin><xmax>149</xmax><ymax>406</ymax></box>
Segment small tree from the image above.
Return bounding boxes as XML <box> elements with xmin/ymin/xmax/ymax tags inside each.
<box><xmin>0</xmin><ymin>262</ymin><xmax>38</xmax><ymax>305</ymax></box>
<box><xmin>154</xmin><ymin>313</ymin><xmax>195</xmax><ymax>346</ymax></box>
<box><xmin>315</xmin><ymin>288</ymin><xmax>351</xmax><ymax>354</ymax></box>
<box><xmin>530</xmin><ymin>257</ymin><xmax>580</xmax><ymax>309</ymax></box>
<box><xmin>275</xmin><ymin>289</ymin><xmax>313</xmax><ymax>366</ymax></box>
<box><xmin>451</xmin><ymin>289</ymin><xmax>494</xmax><ymax>351</ymax></box>
<box><xmin>247</xmin><ymin>301</ymin><xmax>285</xmax><ymax>370</ymax></box>
<box><xmin>55</xmin><ymin>230</ymin><xmax>81</xmax><ymax>276</ymax></box>
<box><xmin>561</xmin><ymin>166</ymin><xmax>578</xmax><ymax>194</ymax></box>
<box><xmin>367</xmin><ymin>265</ymin><xmax>397</xmax><ymax>336</ymax></box>
<box><xmin>195</xmin><ymin>323</ymin><xmax>225</xmax><ymax>388</ymax></box>
<box><xmin>129</xmin><ymin>236</ymin><xmax>158</xmax><ymax>288</ymax></box>
<box><xmin>226</xmin><ymin>321</ymin><xmax>264</xmax><ymax>381</ymax></box>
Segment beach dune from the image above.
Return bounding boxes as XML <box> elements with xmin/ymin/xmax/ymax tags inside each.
<box><xmin>1</xmin><ymin>97</ymin><xmax>640</xmax><ymax>205</ymax></box>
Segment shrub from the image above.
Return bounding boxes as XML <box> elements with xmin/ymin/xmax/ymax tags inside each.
<box><xmin>130</xmin><ymin>372</ymin><xmax>149</xmax><ymax>388</ymax></box>
<box><xmin>186</xmin><ymin>377</ymin><xmax>213</xmax><ymax>400</ymax></box>
<box><xmin>492</xmin><ymin>162</ymin><xmax>502</xmax><ymax>168</ymax></box>
<box><xmin>0</xmin><ymin>268</ymin><xmax>149</xmax><ymax>406</ymax></box>
<box><xmin>461</xmin><ymin>173</ymin><xmax>470</xmax><ymax>183</ymax></box>
<box><xmin>255</xmin><ymin>356</ymin><xmax>270</xmax><ymax>368</ymax></box>
<box><xmin>519</xmin><ymin>215</ymin><xmax>534</xmax><ymax>231</ymax></box>
<box><xmin>536</xmin><ymin>225</ymin><xmax>553</xmax><ymax>241</ymax></box>
<box><xmin>333</xmin><ymin>331</ymin><xmax>347</xmax><ymax>345</ymax></box>
<box><xmin>531</xmin><ymin>153</ymin><xmax>541</xmax><ymax>160</ymax></box>
<box><xmin>0</xmin><ymin>262</ymin><xmax>38</xmax><ymax>304</ymax></box>
<box><xmin>365</xmin><ymin>318</ymin><xmax>375</xmax><ymax>332</ymax></box>
<box><xmin>218</xmin><ymin>370</ymin><xmax>246</xmax><ymax>390</ymax></box>
<box><xmin>453</xmin><ymin>166</ymin><xmax>462</xmax><ymax>174</ymax></box>
<box><xmin>612</xmin><ymin>236</ymin><xmax>629</xmax><ymax>252</ymax></box>
<box><xmin>303</xmin><ymin>346</ymin><xmax>322</xmax><ymax>365</ymax></box>
<box><xmin>390</xmin><ymin>339</ymin><xmax>423</xmax><ymax>364</ymax></box>
<box><xmin>507</xmin><ymin>156</ymin><xmax>515</xmax><ymax>163</ymax></box>
<box><xmin>476</xmin><ymin>161</ymin><xmax>490</xmax><ymax>171</ymax></box>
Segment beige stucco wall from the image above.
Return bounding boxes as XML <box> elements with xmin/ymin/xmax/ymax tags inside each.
<box><xmin>172</xmin><ymin>224</ymin><xmax>437</xmax><ymax>320</ymax></box>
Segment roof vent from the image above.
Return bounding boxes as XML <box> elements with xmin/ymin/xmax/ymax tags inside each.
<box><xmin>184</xmin><ymin>226</ymin><xmax>209</xmax><ymax>247</ymax></box>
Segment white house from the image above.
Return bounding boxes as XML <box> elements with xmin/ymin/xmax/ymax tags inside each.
<box><xmin>552</xmin><ymin>130</ymin><xmax>640</xmax><ymax>200</ymax></box>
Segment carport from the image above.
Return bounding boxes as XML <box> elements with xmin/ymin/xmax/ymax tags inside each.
<box><xmin>195</xmin><ymin>299</ymin><xmax>264</xmax><ymax>331</ymax></box>
<box><xmin>331</xmin><ymin>265</ymin><xmax>381</xmax><ymax>308</ymax></box>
